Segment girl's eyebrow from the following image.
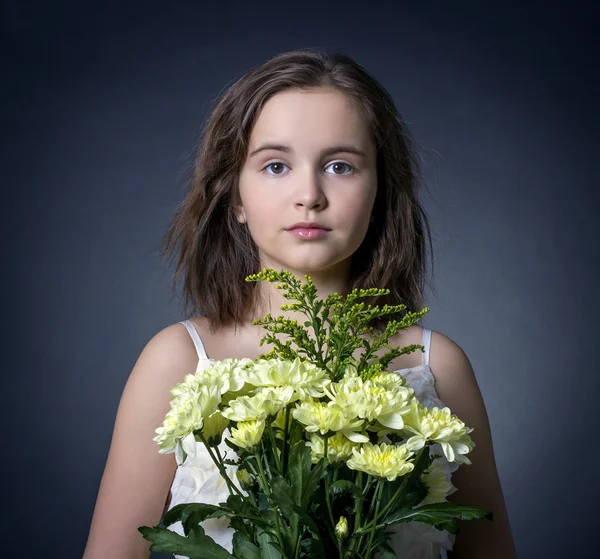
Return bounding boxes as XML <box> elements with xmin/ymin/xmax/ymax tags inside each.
<box><xmin>248</xmin><ymin>143</ymin><xmax>368</xmax><ymax>159</ymax></box>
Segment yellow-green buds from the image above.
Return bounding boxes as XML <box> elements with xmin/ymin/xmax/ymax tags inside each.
<box><xmin>235</xmin><ymin>468</ymin><xmax>253</xmax><ymax>491</ymax></box>
<box><xmin>335</xmin><ymin>516</ymin><xmax>348</xmax><ymax>541</ymax></box>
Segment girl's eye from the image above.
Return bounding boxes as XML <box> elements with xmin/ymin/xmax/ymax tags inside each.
<box><xmin>263</xmin><ymin>162</ymin><xmax>289</xmax><ymax>175</ymax></box>
<box><xmin>325</xmin><ymin>162</ymin><xmax>354</xmax><ymax>175</ymax></box>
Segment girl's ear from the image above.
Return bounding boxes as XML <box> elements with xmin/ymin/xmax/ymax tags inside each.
<box><xmin>235</xmin><ymin>206</ymin><xmax>247</xmax><ymax>224</ymax></box>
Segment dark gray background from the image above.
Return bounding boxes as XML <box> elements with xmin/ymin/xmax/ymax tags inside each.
<box><xmin>3</xmin><ymin>1</ymin><xmax>598</xmax><ymax>557</ymax></box>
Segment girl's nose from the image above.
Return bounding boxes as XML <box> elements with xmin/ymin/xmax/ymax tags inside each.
<box><xmin>294</xmin><ymin>172</ymin><xmax>327</xmax><ymax>211</ymax></box>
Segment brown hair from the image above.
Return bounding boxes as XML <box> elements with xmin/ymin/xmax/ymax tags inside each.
<box><xmin>162</xmin><ymin>48</ymin><xmax>435</xmax><ymax>332</ymax></box>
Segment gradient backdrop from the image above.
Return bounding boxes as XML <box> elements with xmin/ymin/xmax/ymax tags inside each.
<box><xmin>3</xmin><ymin>1</ymin><xmax>598</xmax><ymax>557</ymax></box>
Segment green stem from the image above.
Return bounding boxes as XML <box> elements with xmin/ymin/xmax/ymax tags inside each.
<box><xmin>362</xmin><ymin>477</ymin><xmax>375</xmax><ymax>498</ymax></box>
<box><xmin>354</xmin><ymin>476</ymin><xmax>375</xmax><ymax>553</ymax></box>
<box><xmin>365</xmin><ymin>482</ymin><xmax>384</xmax><ymax>558</ymax></box>
<box><xmin>255</xmin><ymin>450</ymin><xmax>271</xmax><ymax>495</ymax></box>
<box><xmin>261</xmin><ymin>440</ymin><xmax>273</xmax><ymax>481</ymax></box>
<box><xmin>350</xmin><ymin>471</ymin><xmax>364</xmax><ymax>553</ymax></box>
<box><xmin>323</xmin><ymin>437</ymin><xmax>335</xmax><ymax>528</ymax></box>
<box><xmin>254</xmin><ymin>448</ymin><xmax>285</xmax><ymax>554</ymax></box>
<box><xmin>365</xmin><ymin>480</ymin><xmax>379</xmax><ymax>524</ymax></box>
<box><xmin>197</xmin><ymin>432</ymin><xmax>244</xmax><ymax>499</ymax></box>
<box><xmin>321</xmin><ymin>437</ymin><xmax>344</xmax><ymax>558</ymax></box>
<box><xmin>214</xmin><ymin>444</ymin><xmax>258</xmax><ymax>509</ymax></box>
<box><xmin>266</xmin><ymin>423</ymin><xmax>282</xmax><ymax>475</ymax></box>
<box><xmin>282</xmin><ymin>405</ymin><xmax>291</xmax><ymax>474</ymax></box>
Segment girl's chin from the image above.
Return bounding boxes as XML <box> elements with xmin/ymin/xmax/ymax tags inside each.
<box><xmin>261</xmin><ymin>257</ymin><xmax>351</xmax><ymax>276</ymax></box>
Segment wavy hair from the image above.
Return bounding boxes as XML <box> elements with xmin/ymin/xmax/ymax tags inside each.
<box><xmin>162</xmin><ymin>48</ymin><xmax>435</xmax><ymax>332</ymax></box>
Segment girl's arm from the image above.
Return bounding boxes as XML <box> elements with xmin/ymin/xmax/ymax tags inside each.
<box><xmin>82</xmin><ymin>323</ymin><xmax>199</xmax><ymax>559</ymax></box>
<box><xmin>429</xmin><ymin>331</ymin><xmax>518</xmax><ymax>559</ymax></box>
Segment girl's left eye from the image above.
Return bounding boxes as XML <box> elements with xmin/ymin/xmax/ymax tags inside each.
<box><xmin>263</xmin><ymin>162</ymin><xmax>289</xmax><ymax>175</ymax></box>
<box><xmin>325</xmin><ymin>162</ymin><xmax>354</xmax><ymax>175</ymax></box>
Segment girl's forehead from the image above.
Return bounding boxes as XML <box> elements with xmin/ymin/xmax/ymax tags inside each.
<box><xmin>248</xmin><ymin>88</ymin><xmax>373</xmax><ymax>152</ymax></box>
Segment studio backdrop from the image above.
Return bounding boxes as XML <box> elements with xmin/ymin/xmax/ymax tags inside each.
<box><xmin>3</xmin><ymin>1</ymin><xmax>597</xmax><ymax>558</ymax></box>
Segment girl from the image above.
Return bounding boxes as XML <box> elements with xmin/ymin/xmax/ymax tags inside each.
<box><xmin>83</xmin><ymin>49</ymin><xmax>516</xmax><ymax>558</ymax></box>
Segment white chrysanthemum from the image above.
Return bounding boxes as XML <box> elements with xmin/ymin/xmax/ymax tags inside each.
<box><xmin>153</xmin><ymin>403</ymin><xmax>199</xmax><ymax>454</ymax></box>
<box><xmin>226</xmin><ymin>420</ymin><xmax>265</xmax><ymax>450</ymax></box>
<box><xmin>292</xmin><ymin>401</ymin><xmax>368</xmax><ymax>442</ymax></box>
<box><xmin>222</xmin><ymin>386</ymin><xmax>294</xmax><ymax>422</ymax></box>
<box><xmin>168</xmin><ymin>373</ymin><xmax>201</xmax><ymax>399</ymax></box>
<box><xmin>306</xmin><ymin>432</ymin><xmax>360</xmax><ymax>463</ymax></box>
<box><xmin>168</xmin><ymin>358</ymin><xmax>250</xmax><ymax>403</ymax></box>
<box><xmin>370</xmin><ymin>371</ymin><xmax>410</xmax><ymax>393</ymax></box>
<box><xmin>245</xmin><ymin>357</ymin><xmax>331</xmax><ymax>400</ymax></box>
<box><xmin>420</xmin><ymin>457</ymin><xmax>453</xmax><ymax>505</ymax></box>
<box><xmin>402</xmin><ymin>400</ymin><xmax>475</xmax><ymax>464</ymax></box>
<box><xmin>153</xmin><ymin>383</ymin><xmax>222</xmax><ymax>458</ymax></box>
<box><xmin>197</xmin><ymin>358</ymin><xmax>252</xmax><ymax>395</ymax></box>
<box><xmin>347</xmin><ymin>442</ymin><xmax>415</xmax><ymax>481</ymax></box>
<box><xmin>325</xmin><ymin>375</ymin><xmax>413</xmax><ymax>430</ymax></box>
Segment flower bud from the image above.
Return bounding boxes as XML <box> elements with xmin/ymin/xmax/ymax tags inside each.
<box><xmin>235</xmin><ymin>468</ymin><xmax>253</xmax><ymax>491</ymax></box>
<box><xmin>335</xmin><ymin>516</ymin><xmax>348</xmax><ymax>541</ymax></box>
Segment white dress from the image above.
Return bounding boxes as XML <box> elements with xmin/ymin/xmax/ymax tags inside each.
<box><xmin>167</xmin><ymin>320</ymin><xmax>458</xmax><ymax>559</ymax></box>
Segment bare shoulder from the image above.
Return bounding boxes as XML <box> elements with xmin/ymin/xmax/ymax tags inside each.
<box><xmin>394</xmin><ymin>326</ymin><xmax>477</xmax><ymax>388</ymax></box>
<box><xmin>426</xmin><ymin>329</ymin><xmax>484</xmax><ymax>421</ymax></box>
<box><xmin>426</xmin><ymin>329</ymin><xmax>518</xmax><ymax>556</ymax></box>
<box><xmin>386</xmin><ymin>324</ymin><xmax>429</xmax><ymax>370</ymax></box>
<box><xmin>134</xmin><ymin>321</ymin><xmax>201</xmax><ymax>383</ymax></box>
<box><xmin>82</xmin><ymin>321</ymin><xmax>200</xmax><ymax>559</ymax></box>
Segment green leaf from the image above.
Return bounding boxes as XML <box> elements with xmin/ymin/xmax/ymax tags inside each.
<box><xmin>376</xmin><ymin>552</ymin><xmax>397</xmax><ymax>559</ymax></box>
<box><xmin>300</xmin><ymin>536</ymin><xmax>326</xmax><ymax>558</ymax></box>
<box><xmin>138</xmin><ymin>525</ymin><xmax>234</xmax><ymax>558</ymax></box>
<box><xmin>286</xmin><ymin>442</ymin><xmax>312</xmax><ymax>506</ymax></box>
<box><xmin>232</xmin><ymin>532</ymin><xmax>261</xmax><ymax>559</ymax></box>
<box><xmin>263</xmin><ymin>482</ymin><xmax>297</xmax><ymax>553</ymax></box>
<box><xmin>364</xmin><ymin>527</ymin><xmax>390</xmax><ymax>554</ymax></box>
<box><xmin>270</xmin><ymin>477</ymin><xmax>320</xmax><ymax>536</ymax></box>
<box><xmin>256</xmin><ymin>529</ymin><xmax>284</xmax><ymax>559</ymax></box>
<box><xmin>327</xmin><ymin>479</ymin><xmax>363</xmax><ymax>502</ymax></box>
<box><xmin>225</xmin><ymin>494</ymin><xmax>252</xmax><ymax>515</ymax></box>
<box><xmin>162</xmin><ymin>503</ymin><xmax>230</xmax><ymax>528</ymax></box>
<box><xmin>287</xmin><ymin>443</ymin><xmax>327</xmax><ymax>509</ymax></box>
<box><xmin>383</xmin><ymin>502</ymin><xmax>493</xmax><ymax>534</ymax></box>
<box><xmin>302</xmin><ymin>459</ymin><xmax>328</xmax><ymax>508</ymax></box>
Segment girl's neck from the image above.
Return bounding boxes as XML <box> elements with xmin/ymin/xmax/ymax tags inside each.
<box><xmin>255</xmin><ymin>262</ymin><xmax>352</xmax><ymax>323</ymax></box>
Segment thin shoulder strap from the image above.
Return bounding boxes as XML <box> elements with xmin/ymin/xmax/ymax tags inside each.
<box><xmin>179</xmin><ymin>320</ymin><xmax>209</xmax><ymax>360</ymax></box>
<box><xmin>421</xmin><ymin>328</ymin><xmax>431</xmax><ymax>367</ymax></box>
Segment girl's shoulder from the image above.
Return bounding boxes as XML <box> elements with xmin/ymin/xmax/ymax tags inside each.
<box><xmin>387</xmin><ymin>326</ymin><xmax>469</xmax><ymax>389</ymax></box>
<box><xmin>386</xmin><ymin>324</ymin><xmax>428</xmax><ymax>371</ymax></box>
<box><xmin>181</xmin><ymin>316</ymin><xmax>263</xmax><ymax>361</ymax></box>
<box><xmin>141</xmin><ymin>320</ymin><xmax>204</xmax><ymax>382</ymax></box>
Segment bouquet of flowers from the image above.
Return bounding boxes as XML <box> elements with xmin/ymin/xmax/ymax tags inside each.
<box><xmin>139</xmin><ymin>269</ymin><xmax>491</xmax><ymax>558</ymax></box>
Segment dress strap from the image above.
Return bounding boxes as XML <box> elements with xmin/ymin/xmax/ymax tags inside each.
<box><xmin>179</xmin><ymin>320</ymin><xmax>209</xmax><ymax>360</ymax></box>
<box><xmin>421</xmin><ymin>328</ymin><xmax>431</xmax><ymax>367</ymax></box>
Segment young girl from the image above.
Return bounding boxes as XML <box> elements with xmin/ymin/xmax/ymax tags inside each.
<box><xmin>83</xmin><ymin>49</ymin><xmax>516</xmax><ymax>558</ymax></box>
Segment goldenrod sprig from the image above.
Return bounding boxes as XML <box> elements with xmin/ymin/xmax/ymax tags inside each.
<box><xmin>246</xmin><ymin>269</ymin><xmax>430</xmax><ymax>380</ymax></box>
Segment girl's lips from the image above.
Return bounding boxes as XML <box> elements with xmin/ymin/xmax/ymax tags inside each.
<box><xmin>286</xmin><ymin>227</ymin><xmax>329</xmax><ymax>239</ymax></box>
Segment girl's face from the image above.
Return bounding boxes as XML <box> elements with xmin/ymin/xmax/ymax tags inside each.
<box><xmin>237</xmin><ymin>87</ymin><xmax>377</xmax><ymax>276</ymax></box>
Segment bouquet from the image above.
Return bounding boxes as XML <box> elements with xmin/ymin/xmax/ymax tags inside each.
<box><xmin>139</xmin><ymin>269</ymin><xmax>492</xmax><ymax>558</ymax></box>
